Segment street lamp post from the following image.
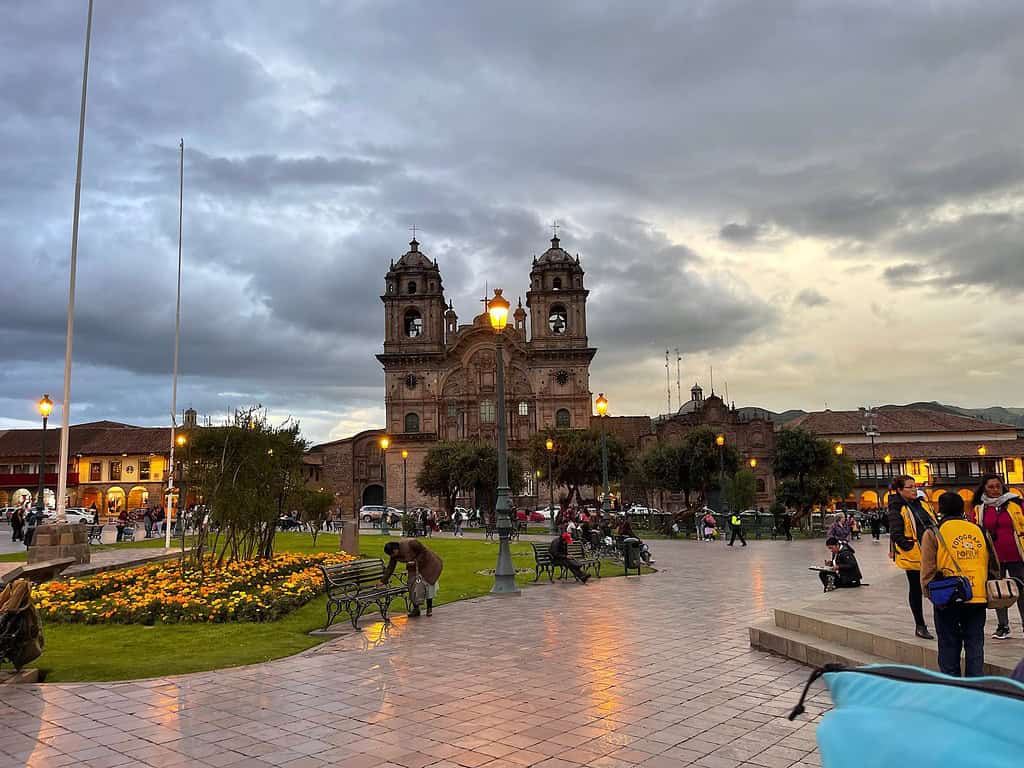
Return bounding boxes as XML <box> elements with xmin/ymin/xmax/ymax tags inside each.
<box><xmin>861</xmin><ymin>408</ymin><xmax>882</xmax><ymax>515</ymax></box>
<box><xmin>379</xmin><ymin>436</ymin><xmax>390</xmax><ymax>536</ymax></box>
<box><xmin>37</xmin><ymin>394</ymin><xmax>54</xmax><ymax>516</ymax></box>
<box><xmin>401</xmin><ymin>449</ymin><xmax>409</xmax><ymax>531</ymax></box>
<box><xmin>488</xmin><ymin>289</ymin><xmax>519</xmax><ymax>595</ymax></box>
<box><xmin>546</xmin><ymin>438</ymin><xmax>556</xmax><ymax>534</ymax></box>
<box><xmin>716</xmin><ymin>433</ymin><xmax>726</xmax><ymax>514</ymax></box>
<box><xmin>834</xmin><ymin>443</ymin><xmax>845</xmax><ymax>512</ymax></box>
<box><xmin>174</xmin><ymin>433</ymin><xmax>187</xmax><ymax>536</ymax></box>
<box><xmin>595</xmin><ymin>394</ymin><xmax>610</xmax><ymax>516</ymax></box>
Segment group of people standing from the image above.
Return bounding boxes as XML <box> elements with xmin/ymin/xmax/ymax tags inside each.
<box><xmin>887</xmin><ymin>473</ymin><xmax>1024</xmax><ymax>676</ymax></box>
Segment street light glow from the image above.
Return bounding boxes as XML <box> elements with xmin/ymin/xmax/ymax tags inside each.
<box><xmin>176</xmin><ymin>434</ymin><xmax>187</xmax><ymax>447</ymax></box>
<box><xmin>38</xmin><ymin>394</ymin><xmax>54</xmax><ymax>418</ymax></box>
<box><xmin>716</xmin><ymin>434</ymin><xmax>725</xmax><ymax>447</ymax></box>
<box><xmin>595</xmin><ymin>392</ymin><xmax>608</xmax><ymax>417</ymax></box>
<box><xmin>545</xmin><ymin>438</ymin><xmax>554</xmax><ymax>451</ymax></box>
<box><xmin>749</xmin><ymin>457</ymin><xmax>757</xmax><ymax>468</ymax></box>
<box><xmin>835</xmin><ymin>443</ymin><xmax>844</xmax><ymax>455</ymax></box>
<box><xmin>401</xmin><ymin>449</ymin><xmax>408</xmax><ymax>459</ymax></box>
<box><xmin>487</xmin><ymin>288</ymin><xmax>510</xmax><ymax>331</ymax></box>
<box><xmin>379</xmin><ymin>435</ymin><xmax>390</xmax><ymax>451</ymax></box>
<box><xmin>978</xmin><ymin>445</ymin><xmax>987</xmax><ymax>456</ymax></box>
<box><xmin>883</xmin><ymin>454</ymin><xmax>891</xmax><ymax>464</ymax></box>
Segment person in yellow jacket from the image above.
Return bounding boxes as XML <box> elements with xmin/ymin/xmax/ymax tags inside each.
<box><xmin>921</xmin><ymin>492</ymin><xmax>1000</xmax><ymax>677</ymax></box>
<box><xmin>886</xmin><ymin>475</ymin><xmax>938</xmax><ymax>639</ymax></box>
<box><xmin>970</xmin><ymin>473</ymin><xmax>1024</xmax><ymax>640</ymax></box>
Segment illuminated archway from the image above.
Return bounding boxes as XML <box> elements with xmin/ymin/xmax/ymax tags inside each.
<box><xmin>958</xmin><ymin>489</ymin><xmax>974</xmax><ymax>509</ymax></box>
<box><xmin>106</xmin><ymin>487</ymin><xmax>126</xmax><ymax>514</ymax></box>
<box><xmin>859</xmin><ymin>491</ymin><xmax>878</xmax><ymax>510</ymax></box>
<box><xmin>79</xmin><ymin>488</ymin><xmax>103</xmax><ymax>511</ymax></box>
<box><xmin>127</xmin><ymin>486</ymin><xmax>149</xmax><ymax>510</ymax></box>
<box><xmin>0</xmin><ymin>491</ymin><xmax>8</xmax><ymax>507</ymax></box>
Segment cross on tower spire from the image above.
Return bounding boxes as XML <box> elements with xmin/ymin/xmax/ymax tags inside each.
<box><xmin>551</xmin><ymin>219</ymin><xmax>560</xmax><ymax>238</ymax></box>
<box><xmin>409</xmin><ymin>223</ymin><xmax>418</xmax><ymax>240</ymax></box>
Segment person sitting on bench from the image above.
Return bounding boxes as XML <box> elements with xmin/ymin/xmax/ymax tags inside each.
<box><xmin>549</xmin><ymin>532</ymin><xmax>590</xmax><ymax>584</ymax></box>
<box><xmin>819</xmin><ymin>536</ymin><xmax>862</xmax><ymax>591</ymax></box>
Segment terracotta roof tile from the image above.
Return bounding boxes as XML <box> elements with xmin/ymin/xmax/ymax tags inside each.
<box><xmin>0</xmin><ymin>424</ymin><xmax>168</xmax><ymax>458</ymax></box>
<box><xmin>789</xmin><ymin>408</ymin><xmax>1016</xmax><ymax>435</ymax></box>
<box><xmin>840</xmin><ymin>439</ymin><xmax>1024</xmax><ymax>461</ymax></box>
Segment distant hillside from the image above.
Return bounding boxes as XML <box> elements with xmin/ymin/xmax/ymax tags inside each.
<box><xmin>737</xmin><ymin>402</ymin><xmax>1024</xmax><ymax>428</ymax></box>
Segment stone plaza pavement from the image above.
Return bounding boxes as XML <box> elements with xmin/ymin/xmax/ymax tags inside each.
<box><xmin>0</xmin><ymin>538</ymin><xmax>851</xmax><ymax>768</ymax></box>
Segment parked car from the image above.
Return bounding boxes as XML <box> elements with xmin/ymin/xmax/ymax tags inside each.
<box><xmin>359</xmin><ymin>505</ymin><xmax>402</xmax><ymax>525</ymax></box>
<box><xmin>532</xmin><ymin>506</ymin><xmax>556</xmax><ymax>520</ymax></box>
<box><xmin>0</xmin><ymin>506</ymin><xmax>20</xmax><ymax>522</ymax></box>
<box><xmin>515</xmin><ymin>509</ymin><xmax>547</xmax><ymax>523</ymax></box>
<box><xmin>40</xmin><ymin>507</ymin><xmax>93</xmax><ymax>525</ymax></box>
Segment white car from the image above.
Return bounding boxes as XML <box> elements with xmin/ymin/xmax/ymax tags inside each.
<box><xmin>44</xmin><ymin>508</ymin><xmax>94</xmax><ymax>525</ymax></box>
<box><xmin>359</xmin><ymin>505</ymin><xmax>402</xmax><ymax>525</ymax></box>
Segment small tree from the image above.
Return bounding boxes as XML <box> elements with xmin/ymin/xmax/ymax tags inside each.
<box><xmin>773</xmin><ymin>427</ymin><xmax>836</xmax><ymax>521</ymax></box>
<box><xmin>686</xmin><ymin>427</ymin><xmax>738</xmax><ymax>506</ymax></box>
<box><xmin>527</xmin><ymin>429</ymin><xmax>627</xmax><ymax>509</ymax></box>
<box><xmin>416</xmin><ymin>442</ymin><xmax>466</xmax><ymax>516</ymax></box>
<box><xmin>300</xmin><ymin>489</ymin><xmax>334</xmax><ymax>545</ymax></box>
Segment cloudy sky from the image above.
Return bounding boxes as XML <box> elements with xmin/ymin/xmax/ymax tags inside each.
<box><xmin>3</xmin><ymin>1</ymin><xmax>1023</xmax><ymax>444</ymax></box>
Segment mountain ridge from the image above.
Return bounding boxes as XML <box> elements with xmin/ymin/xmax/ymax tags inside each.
<box><xmin>735</xmin><ymin>401</ymin><xmax>1024</xmax><ymax>428</ymax></box>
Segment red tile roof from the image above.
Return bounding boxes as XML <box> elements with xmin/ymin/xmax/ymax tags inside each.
<box><xmin>0</xmin><ymin>424</ymin><xmax>169</xmax><ymax>458</ymax></box>
<box><xmin>789</xmin><ymin>408</ymin><xmax>1017</xmax><ymax>435</ymax></box>
<box><xmin>840</xmin><ymin>439</ymin><xmax>1024</xmax><ymax>461</ymax></box>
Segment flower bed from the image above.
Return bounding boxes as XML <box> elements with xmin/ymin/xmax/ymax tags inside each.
<box><xmin>35</xmin><ymin>552</ymin><xmax>356</xmax><ymax>625</ymax></box>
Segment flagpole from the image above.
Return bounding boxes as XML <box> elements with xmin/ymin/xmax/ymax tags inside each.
<box><xmin>166</xmin><ymin>139</ymin><xmax>184</xmax><ymax>550</ymax></box>
<box><xmin>56</xmin><ymin>0</ymin><xmax>94</xmax><ymax>522</ymax></box>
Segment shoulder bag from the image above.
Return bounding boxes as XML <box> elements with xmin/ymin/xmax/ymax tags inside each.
<box><xmin>926</xmin><ymin>524</ymin><xmax>972</xmax><ymax>608</ymax></box>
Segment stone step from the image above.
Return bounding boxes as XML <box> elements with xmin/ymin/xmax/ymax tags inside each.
<box><xmin>749</xmin><ymin>620</ymin><xmax>890</xmax><ymax>669</ymax></box>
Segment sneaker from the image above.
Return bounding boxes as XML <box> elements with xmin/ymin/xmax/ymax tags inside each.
<box><xmin>993</xmin><ymin>626</ymin><xmax>1010</xmax><ymax>640</ymax></box>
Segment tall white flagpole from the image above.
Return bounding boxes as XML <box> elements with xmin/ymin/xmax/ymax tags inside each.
<box><xmin>166</xmin><ymin>139</ymin><xmax>184</xmax><ymax>550</ymax></box>
<box><xmin>56</xmin><ymin>0</ymin><xmax>95</xmax><ymax>522</ymax></box>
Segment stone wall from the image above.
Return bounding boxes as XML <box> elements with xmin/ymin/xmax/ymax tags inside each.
<box><xmin>28</xmin><ymin>523</ymin><xmax>90</xmax><ymax>565</ymax></box>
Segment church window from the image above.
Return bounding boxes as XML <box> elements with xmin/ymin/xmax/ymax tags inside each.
<box><xmin>555</xmin><ymin>408</ymin><xmax>571</xmax><ymax>429</ymax></box>
<box><xmin>404</xmin><ymin>309</ymin><xmax>423</xmax><ymax>337</ymax></box>
<box><xmin>447</xmin><ymin>403</ymin><xmax>458</xmax><ymax>418</ymax></box>
<box><xmin>518</xmin><ymin>401</ymin><xmax>529</xmax><ymax>416</ymax></box>
<box><xmin>405</xmin><ymin>413</ymin><xmax>420</xmax><ymax>433</ymax></box>
<box><xmin>548</xmin><ymin>304</ymin><xmax>567</xmax><ymax>334</ymax></box>
<box><xmin>756</xmin><ymin>478</ymin><xmax>766</xmax><ymax>493</ymax></box>
<box><xmin>480</xmin><ymin>400</ymin><xmax>496</xmax><ymax>423</ymax></box>
<box><xmin>552</xmin><ymin>277</ymin><xmax>562</xmax><ymax>290</ymax></box>
<box><xmin>407</xmin><ymin>280</ymin><xmax>417</xmax><ymax>295</ymax></box>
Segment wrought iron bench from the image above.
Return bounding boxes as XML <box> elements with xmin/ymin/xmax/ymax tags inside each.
<box><xmin>319</xmin><ymin>558</ymin><xmax>407</xmax><ymax>630</ymax></box>
<box><xmin>87</xmin><ymin>525</ymin><xmax>104</xmax><ymax>544</ymax></box>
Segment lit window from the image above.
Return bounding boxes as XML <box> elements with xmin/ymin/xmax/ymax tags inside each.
<box><xmin>139</xmin><ymin>460</ymin><xmax>151</xmax><ymax>481</ymax></box>
<box><xmin>555</xmin><ymin>408</ymin><xmax>571</xmax><ymax>429</ymax></box>
<box><xmin>518</xmin><ymin>401</ymin><xmax>529</xmax><ymax>416</ymax></box>
<box><xmin>110</xmin><ymin>461</ymin><xmax>121</xmax><ymax>481</ymax></box>
<box><xmin>1007</xmin><ymin>459</ymin><xmax>1017</xmax><ymax>473</ymax></box>
<box><xmin>480</xmin><ymin>400</ymin><xmax>496</xmax><ymax>423</ymax></box>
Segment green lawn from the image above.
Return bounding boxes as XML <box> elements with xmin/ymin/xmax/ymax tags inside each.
<box><xmin>26</xmin><ymin>532</ymin><xmax>645</xmax><ymax>682</ymax></box>
<box><xmin>1</xmin><ymin>534</ymin><xmax>191</xmax><ymax>563</ymax></box>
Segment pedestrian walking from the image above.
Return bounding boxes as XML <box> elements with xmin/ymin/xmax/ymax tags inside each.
<box><xmin>887</xmin><ymin>475</ymin><xmax>938</xmax><ymax>639</ymax></box>
<box><xmin>728</xmin><ymin>512</ymin><xmax>747</xmax><ymax>547</ymax></box>
<box><xmin>921</xmin><ymin>491</ymin><xmax>999</xmax><ymax>677</ymax></box>
<box><xmin>143</xmin><ymin>508</ymin><xmax>153</xmax><ymax>538</ymax></box>
<box><xmin>779</xmin><ymin>509</ymin><xmax>793</xmax><ymax>541</ymax></box>
<box><xmin>451</xmin><ymin>508</ymin><xmax>463</xmax><ymax>537</ymax></box>
<box><xmin>10</xmin><ymin>507</ymin><xmax>24</xmax><ymax>542</ymax></box>
<box><xmin>116</xmin><ymin>509</ymin><xmax>129</xmax><ymax>542</ymax></box>
<box><xmin>381</xmin><ymin>539</ymin><xmax>443</xmax><ymax>617</ymax></box>
<box><xmin>849</xmin><ymin>515</ymin><xmax>861</xmax><ymax>540</ymax></box>
<box><xmin>702</xmin><ymin>510</ymin><xmax>718</xmax><ymax>541</ymax></box>
<box><xmin>870</xmin><ymin>509</ymin><xmax>882</xmax><ymax>542</ymax></box>
<box><xmin>970</xmin><ymin>474</ymin><xmax>1024</xmax><ymax>640</ymax></box>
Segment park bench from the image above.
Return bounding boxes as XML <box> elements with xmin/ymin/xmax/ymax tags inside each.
<box><xmin>319</xmin><ymin>558</ymin><xmax>407</xmax><ymax>630</ymax></box>
<box><xmin>531</xmin><ymin>542</ymin><xmax>602</xmax><ymax>582</ymax></box>
<box><xmin>86</xmin><ymin>525</ymin><xmax>104</xmax><ymax>544</ymax></box>
<box><xmin>484</xmin><ymin>523</ymin><xmax>497</xmax><ymax>540</ymax></box>
<box><xmin>565</xmin><ymin>542</ymin><xmax>601</xmax><ymax>579</ymax></box>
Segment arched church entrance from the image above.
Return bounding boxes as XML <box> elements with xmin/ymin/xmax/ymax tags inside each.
<box><xmin>362</xmin><ymin>484</ymin><xmax>384</xmax><ymax>507</ymax></box>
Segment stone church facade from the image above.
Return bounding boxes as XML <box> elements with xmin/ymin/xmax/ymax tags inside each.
<box><xmin>309</xmin><ymin>234</ymin><xmax>597</xmax><ymax>515</ymax></box>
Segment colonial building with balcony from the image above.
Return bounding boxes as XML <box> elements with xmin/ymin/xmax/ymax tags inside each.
<box><xmin>0</xmin><ymin>421</ymin><xmax>172</xmax><ymax>514</ymax></box>
<box><xmin>789</xmin><ymin>407</ymin><xmax>1024</xmax><ymax>511</ymax></box>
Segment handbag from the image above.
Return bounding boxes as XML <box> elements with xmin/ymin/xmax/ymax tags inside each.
<box><xmin>412</xmin><ymin>575</ymin><xmax>427</xmax><ymax>604</ymax></box>
<box><xmin>986</xmin><ymin>577</ymin><xmax>1022</xmax><ymax>610</ymax></box>
<box><xmin>927</xmin><ymin>524</ymin><xmax>972</xmax><ymax>609</ymax></box>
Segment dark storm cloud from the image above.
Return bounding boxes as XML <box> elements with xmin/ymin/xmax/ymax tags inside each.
<box><xmin>3</xmin><ymin>1</ymin><xmax>1024</xmax><ymax>440</ymax></box>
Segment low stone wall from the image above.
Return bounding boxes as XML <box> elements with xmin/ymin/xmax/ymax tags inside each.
<box><xmin>28</xmin><ymin>523</ymin><xmax>91</xmax><ymax>565</ymax></box>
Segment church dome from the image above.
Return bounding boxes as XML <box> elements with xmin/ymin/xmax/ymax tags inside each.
<box><xmin>392</xmin><ymin>239</ymin><xmax>437</xmax><ymax>271</ymax></box>
<box><xmin>533</xmin><ymin>236</ymin><xmax>583</xmax><ymax>271</ymax></box>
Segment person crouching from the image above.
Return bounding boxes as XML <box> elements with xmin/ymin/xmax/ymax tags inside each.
<box><xmin>820</xmin><ymin>536</ymin><xmax>862</xmax><ymax>591</ymax></box>
<box><xmin>381</xmin><ymin>540</ymin><xmax>444</xmax><ymax>617</ymax></box>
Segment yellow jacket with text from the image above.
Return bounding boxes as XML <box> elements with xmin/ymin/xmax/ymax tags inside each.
<box><xmin>920</xmin><ymin>518</ymin><xmax>999</xmax><ymax>604</ymax></box>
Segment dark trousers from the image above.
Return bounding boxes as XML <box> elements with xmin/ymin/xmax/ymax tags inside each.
<box><xmin>871</xmin><ymin>519</ymin><xmax>881</xmax><ymax>540</ymax></box>
<box><xmin>933</xmin><ymin>602</ymin><xmax>986</xmax><ymax>677</ymax></box>
<box><xmin>906</xmin><ymin>569</ymin><xmax>926</xmax><ymax>628</ymax></box>
<box><xmin>554</xmin><ymin>556</ymin><xmax>586</xmax><ymax>581</ymax></box>
<box><xmin>995</xmin><ymin>561</ymin><xmax>1024</xmax><ymax>630</ymax></box>
<box><xmin>11</xmin><ymin>523</ymin><xmax>23</xmax><ymax>542</ymax></box>
<box><xmin>728</xmin><ymin>526</ymin><xmax>746</xmax><ymax>546</ymax></box>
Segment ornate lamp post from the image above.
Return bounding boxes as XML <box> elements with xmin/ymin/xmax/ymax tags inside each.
<box><xmin>379</xmin><ymin>435</ymin><xmax>391</xmax><ymax>536</ymax></box>
<box><xmin>174</xmin><ymin>433</ymin><xmax>187</xmax><ymax>535</ymax></box>
<box><xmin>488</xmin><ymin>288</ymin><xmax>519</xmax><ymax>595</ymax></box>
<box><xmin>595</xmin><ymin>393</ymin><xmax>611</xmax><ymax>516</ymax></box>
<box><xmin>37</xmin><ymin>394</ymin><xmax>54</xmax><ymax>515</ymax></box>
<box><xmin>716</xmin><ymin>433</ymin><xmax>726</xmax><ymax>513</ymax></box>
<box><xmin>833</xmin><ymin>443</ymin><xmax>845</xmax><ymax>512</ymax></box>
<box><xmin>545</xmin><ymin>437</ymin><xmax>556</xmax><ymax>533</ymax></box>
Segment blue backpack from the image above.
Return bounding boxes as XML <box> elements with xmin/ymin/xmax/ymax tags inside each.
<box><xmin>790</xmin><ymin>663</ymin><xmax>1024</xmax><ymax>768</ymax></box>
